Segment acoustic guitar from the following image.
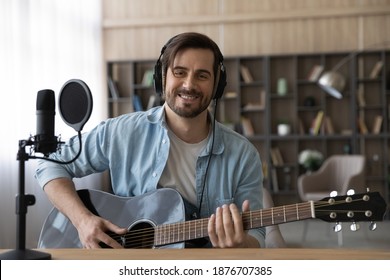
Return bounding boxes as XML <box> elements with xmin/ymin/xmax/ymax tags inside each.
<box><xmin>38</xmin><ymin>188</ymin><xmax>387</xmax><ymax>249</ymax></box>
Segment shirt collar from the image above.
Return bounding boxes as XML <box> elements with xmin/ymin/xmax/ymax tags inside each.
<box><xmin>146</xmin><ymin>105</ymin><xmax>225</xmax><ymax>155</ymax></box>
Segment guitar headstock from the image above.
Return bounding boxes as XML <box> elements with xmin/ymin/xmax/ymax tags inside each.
<box><xmin>314</xmin><ymin>191</ymin><xmax>387</xmax><ymax>223</ymax></box>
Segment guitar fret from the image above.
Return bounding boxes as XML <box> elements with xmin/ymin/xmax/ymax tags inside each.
<box><xmin>188</xmin><ymin>220</ymin><xmax>191</xmax><ymax>241</ymax></box>
<box><xmin>182</xmin><ymin>222</ymin><xmax>185</xmax><ymax>242</ymax></box>
<box><xmin>194</xmin><ymin>219</ymin><xmax>197</xmax><ymax>239</ymax></box>
<box><xmin>167</xmin><ymin>224</ymin><xmax>170</xmax><ymax>244</ymax></box>
<box><xmin>159</xmin><ymin>226</ymin><xmax>163</xmax><ymax>246</ymax></box>
<box><xmin>310</xmin><ymin>201</ymin><xmax>315</xmax><ymax>218</ymax></box>
<box><xmin>173</xmin><ymin>223</ymin><xmax>177</xmax><ymax>243</ymax></box>
<box><xmin>260</xmin><ymin>209</ymin><xmax>263</xmax><ymax>226</ymax></box>
<box><xmin>164</xmin><ymin>224</ymin><xmax>167</xmax><ymax>245</ymax></box>
<box><xmin>171</xmin><ymin>223</ymin><xmax>175</xmax><ymax>243</ymax></box>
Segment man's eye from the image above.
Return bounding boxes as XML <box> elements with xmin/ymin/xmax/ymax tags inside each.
<box><xmin>173</xmin><ymin>70</ymin><xmax>185</xmax><ymax>77</ymax></box>
<box><xmin>199</xmin><ymin>74</ymin><xmax>209</xmax><ymax>80</ymax></box>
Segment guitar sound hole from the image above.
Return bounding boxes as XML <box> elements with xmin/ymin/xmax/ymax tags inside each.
<box><xmin>124</xmin><ymin>221</ymin><xmax>155</xmax><ymax>249</ymax></box>
<box><xmin>100</xmin><ymin>221</ymin><xmax>155</xmax><ymax>249</ymax></box>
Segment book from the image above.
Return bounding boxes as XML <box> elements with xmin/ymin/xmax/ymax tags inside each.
<box><xmin>261</xmin><ymin>161</ymin><xmax>268</xmax><ymax>181</ymax></box>
<box><xmin>311</xmin><ymin>110</ymin><xmax>324</xmax><ymax>135</ymax></box>
<box><xmin>240</xmin><ymin>64</ymin><xmax>254</xmax><ymax>83</ymax></box>
<box><xmin>270</xmin><ymin>148</ymin><xmax>284</xmax><ymax>166</ymax></box>
<box><xmin>357</xmin><ymin>117</ymin><xmax>368</xmax><ymax>134</ymax></box>
<box><xmin>242</xmin><ymin>103</ymin><xmax>264</xmax><ymax>111</ymax></box>
<box><xmin>307</xmin><ymin>65</ymin><xmax>324</xmax><ymax>81</ymax></box>
<box><xmin>107</xmin><ymin>77</ymin><xmax>120</xmax><ymax>99</ymax></box>
<box><xmin>241</xmin><ymin>117</ymin><xmax>255</xmax><ymax>136</ymax></box>
<box><xmin>224</xmin><ymin>91</ymin><xmax>238</xmax><ymax>99</ymax></box>
<box><xmin>357</xmin><ymin>84</ymin><xmax>366</xmax><ymax>107</ymax></box>
<box><xmin>324</xmin><ymin>116</ymin><xmax>335</xmax><ymax>134</ymax></box>
<box><xmin>369</xmin><ymin>61</ymin><xmax>384</xmax><ymax>79</ymax></box>
<box><xmin>274</xmin><ymin>148</ymin><xmax>284</xmax><ymax>165</ymax></box>
<box><xmin>242</xmin><ymin>90</ymin><xmax>266</xmax><ymax>111</ymax></box>
<box><xmin>270</xmin><ymin>149</ymin><xmax>279</xmax><ymax>166</ymax></box>
<box><xmin>372</xmin><ymin>115</ymin><xmax>383</xmax><ymax>134</ymax></box>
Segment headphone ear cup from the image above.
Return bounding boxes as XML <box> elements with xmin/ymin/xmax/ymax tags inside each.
<box><xmin>213</xmin><ymin>65</ymin><xmax>227</xmax><ymax>99</ymax></box>
<box><xmin>153</xmin><ymin>60</ymin><xmax>163</xmax><ymax>96</ymax></box>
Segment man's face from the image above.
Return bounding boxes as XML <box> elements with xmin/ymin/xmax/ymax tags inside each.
<box><xmin>164</xmin><ymin>48</ymin><xmax>215</xmax><ymax>118</ymax></box>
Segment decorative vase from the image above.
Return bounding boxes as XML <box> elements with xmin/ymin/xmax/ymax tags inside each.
<box><xmin>277</xmin><ymin>124</ymin><xmax>291</xmax><ymax>136</ymax></box>
<box><xmin>277</xmin><ymin>78</ymin><xmax>287</xmax><ymax>96</ymax></box>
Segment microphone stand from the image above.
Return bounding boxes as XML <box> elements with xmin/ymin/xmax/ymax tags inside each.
<box><xmin>0</xmin><ymin>139</ymin><xmax>51</xmax><ymax>260</ymax></box>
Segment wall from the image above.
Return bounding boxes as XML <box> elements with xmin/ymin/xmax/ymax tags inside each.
<box><xmin>102</xmin><ymin>0</ymin><xmax>390</xmax><ymax>61</ymax></box>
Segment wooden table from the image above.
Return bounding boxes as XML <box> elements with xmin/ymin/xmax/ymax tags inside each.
<box><xmin>1</xmin><ymin>248</ymin><xmax>389</xmax><ymax>260</ymax></box>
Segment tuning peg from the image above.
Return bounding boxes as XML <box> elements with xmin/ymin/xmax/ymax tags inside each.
<box><xmin>333</xmin><ymin>222</ymin><xmax>342</xmax><ymax>232</ymax></box>
<box><xmin>347</xmin><ymin>189</ymin><xmax>355</xmax><ymax>195</ymax></box>
<box><xmin>350</xmin><ymin>222</ymin><xmax>360</xmax><ymax>232</ymax></box>
<box><xmin>369</xmin><ymin>221</ymin><xmax>377</xmax><ymax>231</ymax></box>
<box><xmin>330</xmin><ymin>191</ymin><xmax>338</xmax><ymax>197</ymax></box>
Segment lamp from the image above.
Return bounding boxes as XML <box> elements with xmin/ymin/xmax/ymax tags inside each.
<box><xmin>317</xmin><ymin>41</ymin><xmax>390</xmax><ymax>99</ymax></box>
<box><xmin>318</xmin><ymin>71</ymin><xmax>344</xmax><ymax>99</ymax></box>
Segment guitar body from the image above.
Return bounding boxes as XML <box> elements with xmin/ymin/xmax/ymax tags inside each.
<box><xmin>38</xmin><ymin>188</ymin><xmax>186</xmax><ymax>249</ymax></box>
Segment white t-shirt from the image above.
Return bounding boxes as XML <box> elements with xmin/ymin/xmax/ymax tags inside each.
<box><xmin>159</xmin><ymin>128</ymin><xmax>209</xmax><ymax>205</ymax></box>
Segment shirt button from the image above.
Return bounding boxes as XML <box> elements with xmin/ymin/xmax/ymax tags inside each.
<box><xmin>152</xmin><ymin>172</ymin><xmax>157</xmax><ymax>177</ymax></box>
<box><xmin>162</xmin><ymin>139</ymin><xmax>166</xmax><ymax>144</ymax></box>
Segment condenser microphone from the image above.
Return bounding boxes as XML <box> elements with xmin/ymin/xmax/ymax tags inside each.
<box><xmin>34</xmin><ymin>89</ymin><xmax>58</xmax><ymax>156</ymax></box>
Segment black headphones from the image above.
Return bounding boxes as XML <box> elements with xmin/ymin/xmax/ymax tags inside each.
<box><xmin>153</xmin><ymin>35</ymin><xmax>227</xmax><ymax>100</ymax></box>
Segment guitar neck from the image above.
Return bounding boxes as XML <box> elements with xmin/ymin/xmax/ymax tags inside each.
<box><xmin>154</xmin><ymin>201</ymin><xmax>314</xmax><ymax>246</ymax></box>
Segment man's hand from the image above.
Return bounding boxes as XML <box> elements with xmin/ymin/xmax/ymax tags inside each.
<box><xmin>43</xmin><ymin>178</ymin><xmax>127</xmax><ymax>249</ymax></box>
<box><xmin>207</xmin><ymin>200</ymin><xmax>260</xmax><ymax>248</ymax></box>
<box><xmin>75</xmin><ymin>213</ymin><xmax>128</xmax><ymax>249</ymax></box>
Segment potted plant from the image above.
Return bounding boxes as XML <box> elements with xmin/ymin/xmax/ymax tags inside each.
<box><xmin>298</xmin><ymin>149</ymin><xmax>323</xmax><ymax>173</ymax></box>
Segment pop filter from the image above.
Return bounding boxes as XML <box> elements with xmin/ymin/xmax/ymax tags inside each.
<box><xmin>59</xmin><ymin>79</ymin><xmax>93</xmax><ymax>132</ymax></box>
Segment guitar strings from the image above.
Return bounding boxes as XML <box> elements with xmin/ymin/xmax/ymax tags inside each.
<box><xmin>106</xmin><ymin>197</ymin><xmax>367</xmax><ymax>248</ymax></box>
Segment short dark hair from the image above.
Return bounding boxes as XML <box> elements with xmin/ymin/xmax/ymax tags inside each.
<box><xmin>161</xmin><ymin>32</ymin><xmax>224</xmax><ymax>81</ymax></box>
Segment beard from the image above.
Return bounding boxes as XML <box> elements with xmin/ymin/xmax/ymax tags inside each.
<box><xmin>164</xmin><ymin>88</ymin><xmax>212</xmax><ymax>118</ymax></box>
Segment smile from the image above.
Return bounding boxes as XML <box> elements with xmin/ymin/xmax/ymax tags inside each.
<box><xmin>178</xmin><ymin>93</ymin><xmax>199</xmax><ymax>100</ymax></box>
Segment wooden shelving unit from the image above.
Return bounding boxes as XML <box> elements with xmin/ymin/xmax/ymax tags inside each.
<box><xmin>106</xmin><ymin>50</ymin><xmax>390</xmax><ymax>206</ymax></box>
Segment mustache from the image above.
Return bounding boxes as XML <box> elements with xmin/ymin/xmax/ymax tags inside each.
<box><xmin>175</xmin><ymin>88</ymin><xmax>202</xmax><ymax>97</ymax></box>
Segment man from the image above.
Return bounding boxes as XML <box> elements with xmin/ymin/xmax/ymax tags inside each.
<box><xmin>35</xmin><ymin>32</ymin><xmax>265</xmax><ymax>248</ymax></box>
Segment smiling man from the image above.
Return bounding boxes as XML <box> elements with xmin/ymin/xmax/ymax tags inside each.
<box><xmin>35</xmin><ymin>32</ymin><xmax>265</xmax><ymax>249</ymax></box>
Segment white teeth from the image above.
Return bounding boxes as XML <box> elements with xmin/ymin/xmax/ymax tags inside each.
<box><xmin>180</xmin><ymin>94</ymin><xmax>197</xmax><ymax>100</ymax></box>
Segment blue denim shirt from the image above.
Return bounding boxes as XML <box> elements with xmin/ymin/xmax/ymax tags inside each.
<box><xmin>35</xmin><ymin>106</ymin><xmax>265</xmax><ymax>246</ymax></box>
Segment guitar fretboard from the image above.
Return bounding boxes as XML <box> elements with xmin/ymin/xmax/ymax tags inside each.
<box><xmin>154</xmin><ymin>201</ymin><xmax>314</xmax><ymax>246</ymax></box>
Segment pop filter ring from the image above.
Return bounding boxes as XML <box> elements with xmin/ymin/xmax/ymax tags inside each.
<box><xmin>59</xmin><ymin>79</ymin><xmax>93</xmax><ymax>132</ymax></box>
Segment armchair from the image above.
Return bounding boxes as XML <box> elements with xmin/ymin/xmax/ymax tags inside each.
<box><xmin>297</xmin><ymin>154</ymin><xmax>366</xmax><ymax>202</ymax></box>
